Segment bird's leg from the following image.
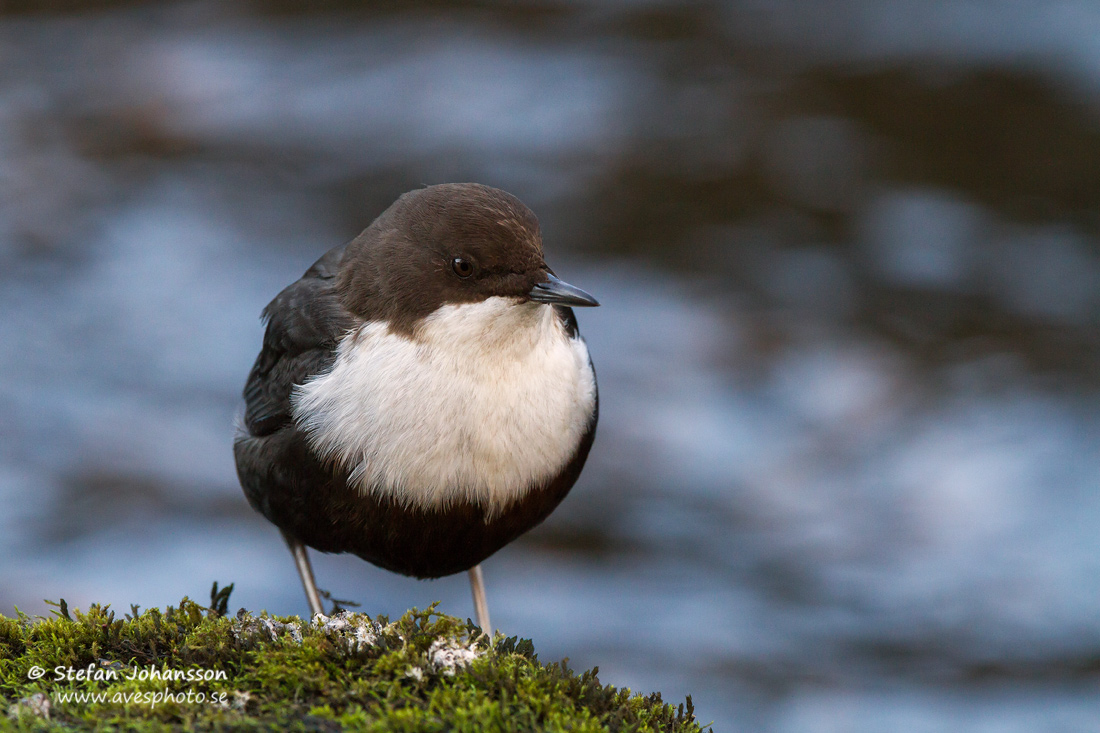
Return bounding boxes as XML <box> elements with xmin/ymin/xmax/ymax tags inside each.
<box><xmin>282</xmin><ymin>531</ymin><xmax>324</xmax><ymax>618</ymax></box>
<box><xmin>468</xmin><ymin>564</ymin><xmax>491</xmax><ymax>633</ymax></box>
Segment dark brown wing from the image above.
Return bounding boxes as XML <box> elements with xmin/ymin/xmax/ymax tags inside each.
<box><xmin>241</xmin><ymin>245</ymin><xmax>356</xmax><ymax>437</ymax></box>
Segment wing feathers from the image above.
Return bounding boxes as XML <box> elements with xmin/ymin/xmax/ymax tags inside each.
<box><xmin>242</xmin><ymin>245</ymin><xmax>357</xmax><ymax>437</ymax></box>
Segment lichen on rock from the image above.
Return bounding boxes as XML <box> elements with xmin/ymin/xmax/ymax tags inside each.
<box><xmin>311</xmin><ymin>610</ymin><xmax>380</xmax><ymax>654</ymax></box>
<box><xmin>0</xmin><ymin>593</ymin><xmax>707</xmax><ymax>731</ymax></box>
<box><xmin>8</xmin><ymin>692</ymin><xmax>50</xmax><ymax>721</ymax></box>
<box><xmin>428</xmin><ymin>636</ymin><xmax>482</xmax><ymax>676</ymax></box>
<box><xmin>230</xmin><ymin>608</ymin><xmax>303</xmax><ymax>646</ymax></box>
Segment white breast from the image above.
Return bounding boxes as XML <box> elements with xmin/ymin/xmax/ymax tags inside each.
<box><xmin>292</xmin><ymin>297</ymin><xmax>597</xmax><ymax>513</ymax></box>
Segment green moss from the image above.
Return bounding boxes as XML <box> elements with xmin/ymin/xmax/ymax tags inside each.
<box><xmin>1</xmin><ymin>588</ymin><xmax>707</xmax><ymax>732</ymax></box>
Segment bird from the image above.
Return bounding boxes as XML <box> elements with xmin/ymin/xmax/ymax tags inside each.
<box><xmin>233</xmin><ymin>183</ymin><xmax>599</xmax><ymax>631</ymax></box>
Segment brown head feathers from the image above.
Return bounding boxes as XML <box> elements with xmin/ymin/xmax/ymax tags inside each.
<box><xmin>336</xmin><ymin>183</ymin><xmax>549</xmax><ymax>334</ymax></box>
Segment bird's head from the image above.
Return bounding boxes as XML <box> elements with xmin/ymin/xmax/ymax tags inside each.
<box><xmin>336</xmin><ymin>183</ymin><xmax>597</xmax><ymax>335</ymax></box>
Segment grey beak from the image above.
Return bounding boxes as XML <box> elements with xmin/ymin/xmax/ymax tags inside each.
<box><xmin>528</xmin><ymin>273</ymin><xmax>600</xmax><ymax>307</ymax></box>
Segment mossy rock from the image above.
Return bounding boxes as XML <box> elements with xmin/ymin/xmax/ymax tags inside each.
<box><xmin>0</xmin><ymin>586</ymin><xmax>706</xmax><ymax>731</ymax></box>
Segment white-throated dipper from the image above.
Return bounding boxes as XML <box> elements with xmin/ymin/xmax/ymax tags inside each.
<box><xmin>234</xmin><ymin>183</ymin><xmax>598</xmax><ymax>630</ymax></box>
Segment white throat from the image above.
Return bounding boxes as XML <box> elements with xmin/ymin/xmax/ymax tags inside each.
<box><xmin>293</xmin><ymin>297</ymin><xmax>596</xmax><ymax>513</ymax></box>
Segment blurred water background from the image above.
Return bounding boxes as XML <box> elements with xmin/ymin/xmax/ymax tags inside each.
<box><xmin>3</xmin><ymin>1</ymin><xmax>1100</xmax><ymax>729</ymax></box>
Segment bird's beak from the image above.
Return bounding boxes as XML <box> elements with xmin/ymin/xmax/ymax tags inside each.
<box><xmin>528</xmin><ymin>273</ymin><xmax>600</xmax><ymax>307</ymax></box>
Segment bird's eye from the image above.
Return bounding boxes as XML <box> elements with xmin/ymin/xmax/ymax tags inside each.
<box><xmin>451</xmin><ymin>257</ymin><xmax>474</xmax><ymax>278</ymax></box>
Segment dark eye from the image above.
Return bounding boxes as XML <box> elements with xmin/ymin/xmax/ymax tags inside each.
<box><xmin>451</xmin><ymin>257</ymin><xmax>474</xmax><ymax>278</ymax></box>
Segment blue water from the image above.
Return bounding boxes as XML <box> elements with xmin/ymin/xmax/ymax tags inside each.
<box><xmin>3</xmin><ymin>3</ymin><xmax>1100</xmax><ymax>729</ymax></box>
